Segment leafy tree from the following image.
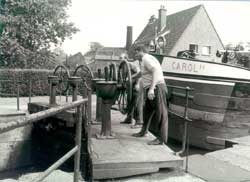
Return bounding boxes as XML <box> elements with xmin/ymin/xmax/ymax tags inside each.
<box><xmin>83</xmin><ymin>42</ymin><xmax>103</xmax><ymax>59</ymax></box>
<box><xmin>0</xmin><ymin>0</ymin><xmax>78</xmax><ymax>69</ymax></box>
<box><xmin>89</xmin><ymin>42</ymin><xmax>103</xmax><ymax>52</ymax></box>
<box><xmin>52</xmin><ymin>47</ymin><xmax>67</xmax><ymax>64</ymax></box>
<box><xmin>225</xmin><ymin>43</ymin><xmax>235</xmax><ymax>50</ymax></box>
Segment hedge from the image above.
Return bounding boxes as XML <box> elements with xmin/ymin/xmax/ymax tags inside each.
<box><xmin>0</xmin><ymin>69</ymin><xmax>53</xmax><ymax>97</ymax></box>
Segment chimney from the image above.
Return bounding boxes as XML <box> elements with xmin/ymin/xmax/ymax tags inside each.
<box><xmin>158</xmin><ymin>5</ymin><xmax>167</xmax><ymax>33</ymax></box>
<box><xmin>126</xmin><ymin>26</ymin><xmax>133</xmax><ymax>51</ymax></box>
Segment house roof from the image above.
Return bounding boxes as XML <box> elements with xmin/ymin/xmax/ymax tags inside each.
<box><xmin>67</xmin><ymin>52</ymin><xmax>86</xmax><ymax>66</ymax></box>
<box><xmin>83</xmin><ymin>50</ymin><xmax>95</xmax><ymax>57</ymax></box>
<box><xmin>95</xmin><ymin>47</ymin><xmax>127</xmax><ymax>60</ymax></box>
<box><xmin>134</xmin><ymin>5</ymin><xmax>202</xmax><ymax>54</ymax></box>
<box><xmin>68</xmin><ymin>52</ymin><xmax>84</xmax><ymax>60</ymax></box>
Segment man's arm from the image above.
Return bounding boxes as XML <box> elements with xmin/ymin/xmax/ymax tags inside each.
<box><xmin>134</xmin><ymin>77</ymin><xmax>141</xmax><ymax>92</ymax></box>
<box><xmin>132</xmin><ymin>71</ymin><xmax>141</xmax><ymax>80</ymax></box>
<box><xmin>130</xmin><ymin>62</ymin><xmax>141</xmax><ymax>80</ymax></box>
<box><xmin>144</xmin><ymin>58</ymin><xmax>159</xmax><ymax>100</ymax></box>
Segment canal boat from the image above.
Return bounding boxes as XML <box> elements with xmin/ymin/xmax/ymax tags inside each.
<box><xmin>153</xmin><ymin>54</ymin><xmax>250</xmax><ymax>150</ymax></box>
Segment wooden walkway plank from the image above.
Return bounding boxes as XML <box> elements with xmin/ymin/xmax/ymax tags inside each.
<box><xmin>90</xmin><ymin>117</ymin><xmax>183</xmax><ymax>179</ymax></box>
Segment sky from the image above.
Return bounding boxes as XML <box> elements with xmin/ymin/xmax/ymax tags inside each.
<box><xmin>61</xmin><ymin>0</ymin><xmax>250</xmax><ymax>55</ymax></box>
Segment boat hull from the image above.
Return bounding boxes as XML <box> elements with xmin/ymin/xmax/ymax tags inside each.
<box><xmin>154</xmin><ymin>54</ymin><xmax>250</xmax><ymax>150</ymax></box>
<box><xmin>168</xmin><ymin>103</ymin><xmax>250</xmax><ymax>150</ymax></box>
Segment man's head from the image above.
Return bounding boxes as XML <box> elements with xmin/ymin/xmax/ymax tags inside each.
<box><xmin>134</xmin><ymin>44</ymin><xmax>147</xmax><ymax>61</ymax></box>
<box><xmin>119</xmin><ymin>53</ymin><xmax>128</xmax><ymax>61</ymax></box>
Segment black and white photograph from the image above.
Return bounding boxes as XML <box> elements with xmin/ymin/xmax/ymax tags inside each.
<box><xmin>1</xmin><ymin>0</ymin><xmax>250</xmax><ymax>181</ymax></box>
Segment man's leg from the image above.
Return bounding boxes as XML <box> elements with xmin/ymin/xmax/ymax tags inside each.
<box><xmin>160</xmin><ymin>85</ymin><xmax>169</xmax><ymax>144</ymax></box>
<box><xmin>132</xmin><ymin>95</ymin><xmax>152</xmax><ymax>137</ymax></box>
<box><xmin>131</xmin><ymin>87</ymin><xmax>144</xmax><ymax>128</ymax></box>
<box><xmin>121</xmin><ymin>88</ymin><xmax>137</xmax><ymax>124</ymax></box>
<box><xmin>148</xmin><ymin>85</ymin><xmax>168</xmax><ymax>145</ymax></box>
<box><xmin>136</xmin><ymin>86</ymin><xmax>144</xmax><ymax>125</ymax></box>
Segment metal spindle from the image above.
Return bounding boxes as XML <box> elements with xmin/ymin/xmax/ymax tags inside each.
<box><xmin>74</xmin><ymin>104</ymin><xmax>83</xmax><ymax>182</ymax></box>
<box><xmin>29</xmin><ymin>79</ymin><xmax>32</xmax><ymax>103</ymax></box>
<box><xmin>87</xmin><ymin>87</ymin><xmax>92</xmax><ymax>125</ymax></box>
<box><xmin>66</xmin><ymin>89</ymin><xmax>69</xmax><ymax>102</ymax></box>
<box><xmin>17</xmin><ymin>81</ymin><xmax>20</xmax><ymax>111</ymax></box>
<box><xmin>175</xmin><ymin>87</ymin><xmax>190</xmax><ymax>157</ymax></box>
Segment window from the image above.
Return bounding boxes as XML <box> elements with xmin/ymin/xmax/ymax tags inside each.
<box><xmin>189</xmin><ymin>44</ymin><xmax>198</xmax><ymax>54</ymax></box>
<box><xmin>202</xmin><ymin>46</ymin><xmax>211</xmax><ymax>56</ymax></box>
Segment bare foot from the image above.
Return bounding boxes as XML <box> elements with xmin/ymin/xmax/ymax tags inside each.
<box><xmin>147</xmin><ymin>138</ymin><xmax>163</xmax><ymax>145</ymax></box>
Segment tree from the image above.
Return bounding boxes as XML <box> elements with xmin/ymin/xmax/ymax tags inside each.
<box><xmin>82</xmin><ymin>42</ymin><xmax>103</xmax><ymax>62</ymax></box>
<box><xmin>0</xmin><ymin>0</ymin><xmax>78</xmax><ymax>68</ymax></box>
<box><xmin>225</xmin><ymin>43</ymin><xmax>235</xmax><ymax>50</ymax></box>
<box><xmin>90</xmin><ymin>42</ymin><xmax>103</xmax><ymax>52</ymax></box>
<box><xmin>52</xmin><ymin>47</ymin><xmax>67</xmax><ymax>64</ymax></box>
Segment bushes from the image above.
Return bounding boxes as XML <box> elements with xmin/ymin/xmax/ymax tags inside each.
<box><xmin>0</xmin><ymin>69</ymin><xmax>53</xmax><ymax>97</ymax></box>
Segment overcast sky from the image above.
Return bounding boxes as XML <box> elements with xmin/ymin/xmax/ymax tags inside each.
<box><xmin>61</xmin><ymin>0</ymin><xmax>250</xmax><ymax>55</ymax></box>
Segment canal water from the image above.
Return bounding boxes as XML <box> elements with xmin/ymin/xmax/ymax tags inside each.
<box><xmin>0</xmin><ymin>134</ymin><xmax>209</xmax><ymax>181</ymax></box>
<box><xmin>168</xmin><ymin>138</ymin><xmax>209</xmax><ymax>157</ymax></box>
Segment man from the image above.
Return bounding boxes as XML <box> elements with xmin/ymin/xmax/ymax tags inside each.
<box><xmin>119</xmin><ymin>53</ymin><xmax>143</xmax><ymax>128</ymax></box>
<box><xmin>132</xmin><ymin>45</ymin><xmax>168</xmax><ymax>145</ymax></box>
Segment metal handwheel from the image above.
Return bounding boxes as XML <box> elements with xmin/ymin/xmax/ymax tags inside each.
<box><xmin>53</xmin><ymin>65</ymin><xmax>70</xmax><ymax>93</ymax></box>
<box><xmin>73</xmin><ymin>64</ymin><xmax>94</xmax><ymax>89</ymax></box>
<box><xmin>109</xmin><ymin>63</ymin><xmax>117</xmax><ymax>81</ymax></box>
<box><xmin>117</xmin><ymin>60</ymin><xmax>133</xmax><ymax>114</ymax></box>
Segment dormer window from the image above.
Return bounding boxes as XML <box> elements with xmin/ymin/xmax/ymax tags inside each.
<box><xmin>202</xmin><ymin>46</ymin><xmax>211</xmax><ymax>56</ymax></box>
<box><xmin>189</xmin><ymin>44</ymin><xmax>198</xmax><ymax>54</ymax></box>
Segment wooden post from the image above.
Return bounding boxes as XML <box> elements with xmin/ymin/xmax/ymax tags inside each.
<box><xmin>74</xmin><ymin>104</ymin><xmax>83</xmax><ymax>182</ymax></box>
<box><xmin>48</xmin><ymin>76</ymin><xmax>59</xmax><ymax>106</ymax></box>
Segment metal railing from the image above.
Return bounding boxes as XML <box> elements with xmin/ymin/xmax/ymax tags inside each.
<box><xmin>0</xmin><ymin>79</ymin><xmax>46</xmax><ymax>111</ymax></box>
<box><xmin>0</xmin><ymin>78</ymin><xmax>88</xmax><ymax>111</ymax></box>
<box><xmin>0</xmin><ymin>98</ymin><xmax>88</xmax><ymax>182</ymax></box>
<box><xmin>166</xmin><ymin>84</ymin><xmax>194</xmax><ymax>172</ymax></box>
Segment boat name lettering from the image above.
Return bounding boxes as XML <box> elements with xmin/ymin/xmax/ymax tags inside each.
<box><xmin>172</xmin><ymin>61</ymin><xmax>205</xmax><ymax>73</ymax></box>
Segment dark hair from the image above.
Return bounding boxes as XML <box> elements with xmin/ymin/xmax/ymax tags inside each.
<box><xmin>134</xmin><ymin>44</ymin><xmax>147</xmax><ymax>53</ymax></box>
